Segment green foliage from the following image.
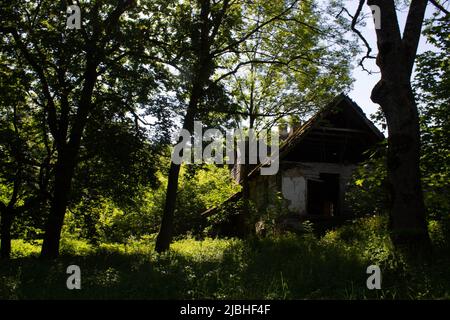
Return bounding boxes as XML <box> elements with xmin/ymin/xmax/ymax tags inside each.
<box><xmin>0</xmin><ymin>51</ymin><xmax>49</xmax><ymax>239</ymax></box>
<box><xmin>63</xmin><ymin>193</ymin><xmax>162</xmax><ymax>244</ymax></box>
<box><xmin>0</xmin><ymin>0</ymin><xmax>175</xmax><ymax>255</ymax></box>
<box><xmin>204</xmin><ymin>198</ymin><xmax>246</xmax><ymax>236</ymax></box>
<box><xmin>61</xmin><ymin>164</ymin><xmax>240</xmax><ymax>243</ymax></box>
<box><xmin>345</xmin><ymin>144</ymin><xmax>388</xmax><ymax>216</ymax></box>
<box><xmin>175</xmin><ymin>165</ymin><xmax>241</xmax><ymax>236</ymax></box>
<box><xmin>415</xmin><ymin>15</ymin><xmax>450</xmax><ymax>222</ymax></box>
<box><xmin>227</xmin><ymin>0</ymin><xmax>357</xmax><ymax>131</ymax></box>
<box><xmin>428</xmin><ymin>218</ymin><xmax>450</xmax><ymax>249</ymax></box>
<box><xmin>321</xmin><ymin>216</ymin><xmax>395</xmax><ymax>267</ymax></box>
<box><xmin>9</xmin><ymin>239</ymin><xmax>41</xmax><ymax>259</ymax></box>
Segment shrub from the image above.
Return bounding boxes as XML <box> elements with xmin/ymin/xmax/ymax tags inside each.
<box><xmin>10</xmin><ymin>239</ymin><xmax>41</xmax><ymax>258</ymax></box>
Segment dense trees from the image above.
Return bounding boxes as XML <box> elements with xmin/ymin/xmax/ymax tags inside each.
<box><xmin>0</xmin><ymin>52</ymin><xmax>48</xmax><ymax>258</ymax></box>
<box><xmin>1</xmin><ymin>0</ymin><xmax>166</xmax><ymax>258</ymax></box>
<box><xmin>0</xmin><ymin>0</ymin><xmax>448</xmax><ymax>260</ymax></box>
<box><xmin>154</xmin><ymin>0</ymin><xmax>237</xmax><ymax>252</ymax></box>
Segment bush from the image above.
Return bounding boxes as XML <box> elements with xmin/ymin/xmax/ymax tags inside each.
<box><xmin>321</xmin><ymin>215</ymin><xmax>394</xmax><ymax>265</ymax></box>
<box><xmin>10</xmin><ymin>239</ymin><xmax>41</xmax><ymax>258</ymax></box>
<box><xmin>344</xmin><ymin>146</ymin><xmax>387</xmax><ymax>216</ymax></box>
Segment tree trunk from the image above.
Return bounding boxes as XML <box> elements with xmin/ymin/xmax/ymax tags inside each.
<box><xmin>155</xmin><ymin>84</ymin><xmax>201</xmax><ymax>253</ymax></box>
<box><xmin>40</xmin><ymin>43</ymin><xmax>98</xmax><ymax>259</ymax></box>
<box><xmin>0</xmin><ymin>207</ymin><xmax>13</xmax><ymax>259</ymax></box>
<box><xmin>371</xmin><ymin>80</ymin><xmax>431</xmax><ymax>253</ymax></box>
<box><xmin>366</xmin><ymin>0</ymin><xmax>431</xmax><ymax>256</ymax></box>
<box><xmin>40</xmin><ymin>148</ymin><xmax>76</xmax><ymax>259</ymax></box>
<box><xmin>240</xmin><ymin>164</ymin><xmax>250</xmax><ymax>237</ymax></box>
<box><xmin>239</xmin><ymin>116</ymin><xmax>255</xmax><ymax>237</ymax></box>
<box><xmin>155</xmin><ymin>162</ymin><xmax>182</xmax><ymax>253</ymax></box>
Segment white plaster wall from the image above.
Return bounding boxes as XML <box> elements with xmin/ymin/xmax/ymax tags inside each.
<box><xmin>282</xmin><ymin>175</ymin><xmax>306</xmax><ymax>213</ymax></box>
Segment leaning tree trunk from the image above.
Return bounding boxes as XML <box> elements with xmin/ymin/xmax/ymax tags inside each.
<box><xmin>240</xmin><ymin>157</ymin><xmax>251</xmax><ymax>237</ymax></box>
<box><xmin>155</xmin><ymin>162</ymin><xmax>182</xmax><ymax>253</ymax></box>
<box><xmin>155</xmin><ymin>0</ymin><xmax>216</xmax><ymax>253</ymax></box>
<box><xmin>0</xmin><ymin>207</ymin><xmax>13</xmax><ymax>259</ymax></box>
<box><xmin>155</xmin><ymin>87</ymin><xmax>201</xmax><ymax>253</ymax></box>
<box><xmin>40</xmin><ymin>148</ymin><xmax>76</xmax><ymax>259</ymax></box>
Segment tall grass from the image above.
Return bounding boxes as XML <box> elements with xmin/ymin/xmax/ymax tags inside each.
<box><xmin>1</xmin><ymin>216</ymin><xmax>449</xmax><ymax>299</ymax></box>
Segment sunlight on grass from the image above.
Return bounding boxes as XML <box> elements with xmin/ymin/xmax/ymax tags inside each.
<box><xmin>10</xmin><ymin>239</ymin><xmax>42</xmax><ymax>258</ymax></box>
<box><xmin>1</xmin><ymin>216</ymin><xmax>450</xmax><ymax>300</ymax></box>
<box><xmin>171</xmin><ymin>237</ymin><xmax>241</xmax><ymax>262</ymax></box>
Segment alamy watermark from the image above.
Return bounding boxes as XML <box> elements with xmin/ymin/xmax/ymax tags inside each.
<box><xmin>66</xmin><ymin>265</ymin><xmax>81</xmax><ymax>290</ymax></box>
<box><xmin>67</xmin><ymin>5</ymin><xmax>81</xmax><ymax>30</ymax></box>
<box><xmin>171</xmin><ymin>121</ymin><xmax>280</xmax><ymax>176</ymax></box>
<box><xmin>370</xmin><ymin>5</ymin><xmax>381</xmax><ymax>30</ymax></box>
<box><xmin>366</xmin><ymin>265</ymin><xmax>382</xmax><ymax>290</ymax></box>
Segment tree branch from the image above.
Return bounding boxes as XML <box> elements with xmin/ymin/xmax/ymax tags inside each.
<box><xmin>212</xmin><ymin>0</ymin><xmax>300</xmax><ymax>57</ymax></box>
<box><xmin>403</xmin><ymin>0</ymin><xmax>429</xmax><ymax>76</ymax></box>
<box><xmin>214</xmin><ymin>53</ymin><xmax>319</xmax><ymax>84</ymax></box>
<box><xmin>430</xmin><ymin>0</ymin><xmax>450</xmax><ymax>15</ymax></box>
<box><xmin>337</xmin><ymin>1</ymin><xmax>376</xmax><ymax>74</ymax></box>
<box><xmin>10</xmin><ymin>30</ymin><xmax>60</xmax><ymax>145</ymax></box>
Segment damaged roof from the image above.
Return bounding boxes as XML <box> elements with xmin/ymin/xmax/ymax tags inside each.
<box><xmin>248</xmin><ymin>93</ymin><xmax>384</xmax><ymax>177</ymax></box>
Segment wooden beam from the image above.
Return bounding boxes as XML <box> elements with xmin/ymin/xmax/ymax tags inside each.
<box><xmin>315</xmin><ymin>126</ymin><xmax>368</xmax><ymax>134</ymax></box>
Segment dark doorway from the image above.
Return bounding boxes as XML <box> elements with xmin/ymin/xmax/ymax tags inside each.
<box><xmin>307</xmin><ymin>173</ymin><xmax>340</xmax><ymax>216</ymax></box>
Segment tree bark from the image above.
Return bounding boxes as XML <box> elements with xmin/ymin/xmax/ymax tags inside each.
<box><xmin>40</xmin><ymin>56</ymin><xmax>98</xmax><ymax>259</ymax></box>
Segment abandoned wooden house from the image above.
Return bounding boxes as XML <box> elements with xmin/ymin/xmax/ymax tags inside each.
<box><xmin>203</xmin><ymin>94</ymin><xmax>384</xmax><ymax>234</ymax></box>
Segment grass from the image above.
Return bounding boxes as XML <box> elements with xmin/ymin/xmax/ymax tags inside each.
<box><xmin>1</xmin><ymin>216</ymin><xmax>450</xmax><ymax>299</ymax></box>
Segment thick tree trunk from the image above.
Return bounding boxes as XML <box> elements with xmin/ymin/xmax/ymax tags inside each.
<box><xmin>0</xmin><ymin>208</ymin><xmax>13</xmax><ymax>259</ymax></box>
<box><xmin>366</xmin><ymin>0</ymin><xmax>431</xmax><ymax>255</ymax></box>
<box><xmin>40</xmin><ymin>149</ymin><xmax>76</xmax><ymax>259</ymax></box>
<box><xmin>40</xmin><ymin>44</ymin><xmax>98</xmax><ymax>259</ymax></box>
<box><xmin>371</xmin><ymin>80</ymin><xmax>431</xmax><ymax>253</ymax></box>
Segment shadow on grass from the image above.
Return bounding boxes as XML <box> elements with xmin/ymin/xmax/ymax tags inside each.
<box><xmin>1</xmin><ymin>234</ymin><xmax>450</xmax><ymax>299</ymax></box>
